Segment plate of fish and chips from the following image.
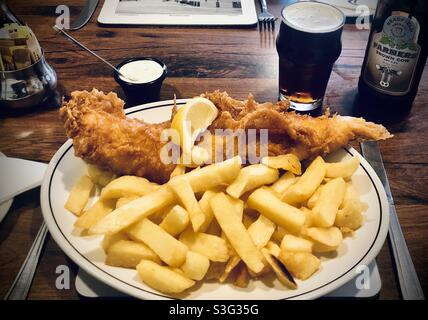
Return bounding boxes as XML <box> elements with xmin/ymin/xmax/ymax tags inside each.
<box><xmin>41</xmin><ymin>90</ymin><xmax>390</xmax><ymax>299</ymax></box>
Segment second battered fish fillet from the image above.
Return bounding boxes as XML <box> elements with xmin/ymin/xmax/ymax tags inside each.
<box><xmin>202</xmin><ymin>91</ymin><xmax>392</xmax><ymax>161</ymax></box>
<box><xmin>60</xmin><ymin>89</ymin><xmax>391</xmax><ymax>184</ymax></box>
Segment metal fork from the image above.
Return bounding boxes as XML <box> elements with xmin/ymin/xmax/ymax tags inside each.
<box><xmin>258</xmin><ymin>0</ymin><xmax>276</xmax><ymax>30</ymax></box>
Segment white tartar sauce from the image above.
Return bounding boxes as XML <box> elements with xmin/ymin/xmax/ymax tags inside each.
<box><xmin>119</xmin><ymin>60</ymin><xmax>164</xmax><ymax>84</ymax></box>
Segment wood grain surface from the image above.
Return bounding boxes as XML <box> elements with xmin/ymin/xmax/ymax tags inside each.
<box><xmin>0</xmin><ymin>0</ymin><xmax>427</xmax><ymax>300</ymax></box>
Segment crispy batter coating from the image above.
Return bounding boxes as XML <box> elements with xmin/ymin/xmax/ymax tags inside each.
<box><xmin>60</xmin><ymin>89</ymin><xmax>175</xmax><ymax>183</ymax></box>
<box><xmin>60</xmin><ymin>89</ymin><xmax>391</xmax><ymax>183</ymax></box>
<box><xmin>200</xmin><ymin>91</ymin><xmax>391</xmax><ymax>161</ymax></box>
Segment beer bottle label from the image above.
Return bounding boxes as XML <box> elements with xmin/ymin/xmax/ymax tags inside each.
<box><xmin>363</xmin><ymin>11</ymin><xmax>421</xmax><ymax>96</ymax></box>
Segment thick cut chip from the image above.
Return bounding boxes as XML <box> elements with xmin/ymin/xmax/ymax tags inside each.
<box><xmin>136</xmin><ymin>260</ymin><xmax>195</xmax><ymax>294</ymax></box>
<box><xmin>302</xmin><ymin>226</ymin><xmax>343</xmax><ymax>252</ymax></box>
<box><xmin>87</xmin><ymin>164</ymin><xmax>116</xmax><ymax>187</ymax></box>
<box><xmin>159</xmin><ymin>205</ymin><xmax>190</xmax><ymax>236</ymax></box>
<box><xmin>101</xmin><ymin>232</ymin><xmax>128</xmax><ymax>251</ymax></box>
<box><xmin>271</xmin><ymin>226</ymin><xmax>290</xmax><ymax>244</ymax></box>
<box><xmin>100</xmin><ymin>175</ymin><xmax>158</xmax><ymax>200</ymax></box>
<box><xmin>210</xmin><ymin>192</ymin><xmax>265</xmax><ymax>274</ymax></box>
<box><xmin>247</xmin><ymin>187</ymin><xmax>305</xmax><ymax>234</ymax></box>
<box><xmin>227</xmin><ymin>195</ymin><xmax>244</xmax><ymax>220</ymax></box>
<box><xmin>301</xmin><ymin>207</ymin><xmax>315</xmax><ymax>227</ymax></box>
<box><xmin>280</xmin><ymin>156</ymin><xmax>326</xmax><ymax>205</ymax></box>
<box><xmin>340</xmin><ymin>184</ymin><xmax>368</xmax><ymax>212</ymax></box>
<box><xmin>89</xmin><ymin>185</ymin><xmax>176</xmax><ymax>235</ymax></box>
<box><xmin>198</xmin><ymin>190</ymin><xmax>218</xmax><ymax>232</ymax></box>
<box><xmin>311</xmin><ymin>177</ymin><xmax>346</xmax><ymax>227</ymax></box>
<box><xmin>127</xmin><ymin>219</ymin><xmax>188</xmax><ymax>267</ymax></box>
<box><xmin>75</xmin><ymin>198</ymin><xmax>116</xmax><ymax>229</ymax></box>
<box><xmin>335</xmin><ymin>200</ymin><xmax>364</xmax><ymax>230</ymax></box>
<box><xmin>106</xmin><ymin>239</ymin><xmax>160</xmax><ymax>268</ymax></box>
<box><xmin>265</xmin><ymin>241</ymin><xmax>281</xmax><ymax>257</ymax></box>
<box><xmin>219</xmin><ymin>215</ymin><xmax>275</xmax><ymax>282</ymax></box>
<box><xmin>270</xmin><ymin>171</ymin><xmax>295</xmax><ymax>195</ymax></box>
<box><xmin>226</xmin><ymin>164</ymin><xmax>279</xmax><ymax>199</ymax></box>
<box><xmin>170</xmin><ymin>164</ymin><xmax>186</xmax><ymax>178</ymax></box>
<box><xmin>168</xmin><ymin>176</ymin><xmax>206</xmax><ymax>232</ymax></box>
<box><xmin>247</xmin><ymin>215</ymin><xmax>276</xmax><ymax>249</ymax></box>
<box><xmin>325</xmin><ymin>156</ymin><xmax>359</xmax><ymax>179</ymax></box>
<box><xmin>262</xmin><ymin>154</ymin><xmax>301</xmax><ymax>175</ymax></box>
<box><xmin>280</xmin><ymin>234</ymin><xmax>313</xmax><ymax>253</ymax></box>
<box><xmin>65</xmin><ymin>175</ymin><xmax>94</xmax><ymax>216</ymax></box>
<box><xmin>179</xmin><ymin>229</ymin><xmax>230</xmax><ymax>262</ymax></box>
<box><xmin>116</xmin><ymin>196</ymin><xmax>139</xmax><ymax>209</ymax></box>
<box><xmin>279</xmin><ymin>251</ymin><xmax>320</xmax><ymax>280</ymax></box>
<box><xmin>180</xmin><ymin>251</ymin><xmax>210</xmax><ymax>281</ymax></box>
<box><xmin>90</xmin><ymin>157</ymin><xmax>241</xmax><ymax>234</ymax></box>
<box><xmin>306</xmin><ymin>185</ymin><xmax>324</xmax><ymax>209</ymax></box>
<box><xmin>186</xmin><ymin>156</ymin><xmax>242</xmax><ymax>192</ymax></box>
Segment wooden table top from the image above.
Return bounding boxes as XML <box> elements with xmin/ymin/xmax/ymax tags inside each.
<box><xmin>0</xmin><ymin>0</ymin><xmax>427</xmax><ymax>300</ymax></box>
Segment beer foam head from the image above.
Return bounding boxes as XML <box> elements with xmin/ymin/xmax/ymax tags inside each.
<box><xmin>282</xmin><ymin>2</ymin><xmax>345</xmax><ymax>33</ymax></box>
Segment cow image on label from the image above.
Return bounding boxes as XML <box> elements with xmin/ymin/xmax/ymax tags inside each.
<box><xmin>376</xmin><ymin>64</ymin><xmax>402</xmax><ymax>88</ymax></box>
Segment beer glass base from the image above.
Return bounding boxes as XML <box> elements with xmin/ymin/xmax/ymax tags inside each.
<box><xmin>279</xmin><ymin>93</ymin><xmax>322</xmax><ymax>111</ymax></box>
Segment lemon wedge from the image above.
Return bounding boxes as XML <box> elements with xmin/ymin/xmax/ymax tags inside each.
<box><xmin>171</xmin><ymin>97</ymin><xmax>218</xmax><ymax>166</ymax></box>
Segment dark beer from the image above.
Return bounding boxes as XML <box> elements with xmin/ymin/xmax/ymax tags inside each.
<box><xmin>276</xmin><ymin>2</ymin><xmax>345</xmax><ymax>111</ymax></box>
<box><xmin>358</xmin><ymin>0</ymin><xmax>427</xmax><ymax>123</ymax></box>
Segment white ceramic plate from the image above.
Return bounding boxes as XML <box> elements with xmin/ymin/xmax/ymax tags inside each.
<box><xmin>0</xmin><ymin>152</ymin><xmax>14</xmax><ymax>223</ymax></box>
<box><xmin>41</xmin><ymin>99</ymin><xmax>390</xmax><ymax>300</ymax></box>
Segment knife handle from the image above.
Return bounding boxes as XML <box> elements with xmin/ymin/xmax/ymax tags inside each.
<box><xmin>4</xmin><ymin>223</ymin><xmax>48</xmax><ymax>300</ymax></box>
<box><xmin>388</xmin><ymin>204</ymin><xmax>425</xmax><ymax>300</ymax></box>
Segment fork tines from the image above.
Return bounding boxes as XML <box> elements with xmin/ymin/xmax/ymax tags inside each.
<box><xmin>258</xmin><ymin>17</ymin><xmax>277</xmax><ymax>31</ymax></box>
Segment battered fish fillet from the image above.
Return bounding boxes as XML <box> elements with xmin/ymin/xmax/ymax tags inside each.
<box><xmin>60</xmin><ymin>89</ymin><xmax>174</xmax><ymax>183</ymax></box>
<box><xmin>202</xmin><ymin>91</ymin><xmax>392</xmax><ymax>161</ymax></box>
<box><xmin>60</xmin><ymin>89</ymin><xmax>391</xmax><ymax>184</ymax></box>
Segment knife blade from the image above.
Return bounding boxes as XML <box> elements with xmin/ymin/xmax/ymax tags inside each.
<box><xmin>361</xmin><ymin>140</ymin><xmax>424</xmax><ymax>300</ymax></box>
<box><xmin>0</xmin><ymin>157</ymin><xmax>47</xmax><ymax>203</ymax></box>
<box><xmin>70</xmin><ymin>0</ymin><xmax>99</xmax><ymax>31</ymax></box>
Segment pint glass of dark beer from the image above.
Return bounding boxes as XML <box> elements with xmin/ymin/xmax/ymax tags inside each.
<box><xmin>276</xmin><ymin>2</ymin><xmax>345</xmax><ymax>111</ymax></box>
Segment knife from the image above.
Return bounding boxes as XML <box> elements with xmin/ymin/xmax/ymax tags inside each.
<box><xmin>0</xmin><ymin>157</ymin><xmax>47</xmax><ymax>204</ymax></box>
<box><xmin>361</xmin><ymin>140</ymin><xmax>424</xmax><ymax>300</ymax></box>
<box><xmin>69</xmin><ymin>0</ymin><xmax>99</xmax><ymax>31</ymax></box>
<box><xmin>0</xmin><ymin>0</ymin><xmax>24</xmax><ymax>25</ymax></box>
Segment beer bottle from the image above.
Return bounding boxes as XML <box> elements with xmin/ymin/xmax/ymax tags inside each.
<box><xmin>358</xmin><ymin>0</ymin><xmax>427</xmax><ymax>122</ymax></box>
